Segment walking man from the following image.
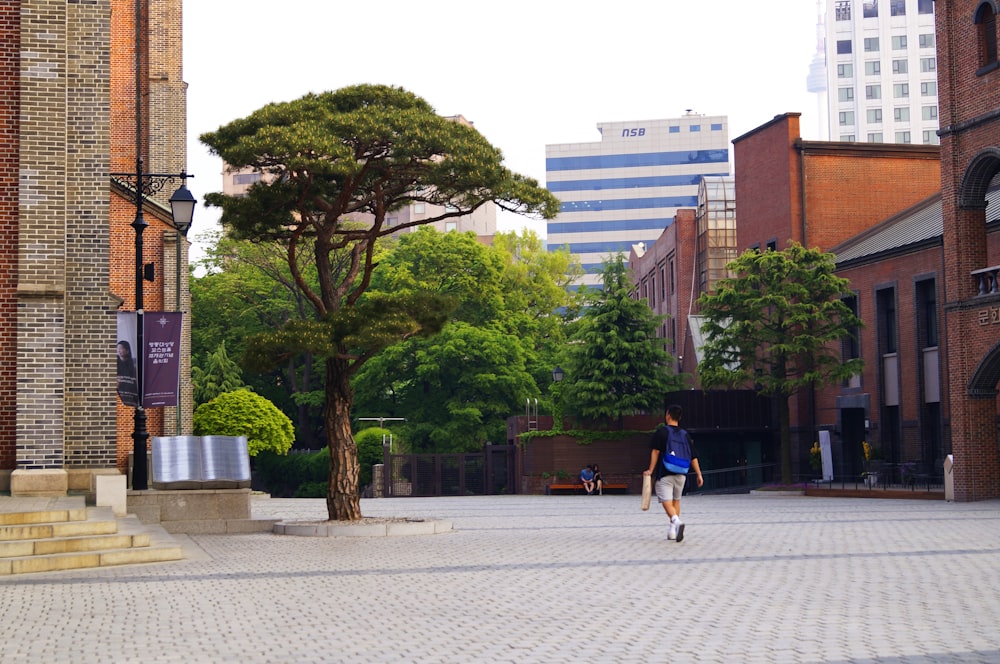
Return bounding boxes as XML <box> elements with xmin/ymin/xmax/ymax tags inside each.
<box><xmin>644</xmin><ymin>404</ymin><xmax>703</xmax><ymax>542</ymax></box>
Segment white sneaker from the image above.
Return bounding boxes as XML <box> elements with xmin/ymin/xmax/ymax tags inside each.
<box><xmin>667</xmin><ymin>523</ymin><xmax>677</xmax><ymax>540</ymax></box>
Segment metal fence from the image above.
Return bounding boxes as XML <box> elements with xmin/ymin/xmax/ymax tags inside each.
<box><xmin>384</xmin><ymin>445</ymin><xmax>516</xmax><ymax>497</ymax></box>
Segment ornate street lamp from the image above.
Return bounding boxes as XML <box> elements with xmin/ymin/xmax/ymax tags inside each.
<box><xmin>110</xmin><ymin>0</ymin><xmax>195</xmax><ymax>490</ymax></box>
<box><xmin>552</xmin><ymin>366</ymin><xmax>564</xmax><ymax>382</ymax></box>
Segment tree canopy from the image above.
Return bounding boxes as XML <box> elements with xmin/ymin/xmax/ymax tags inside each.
<box><xmin>561</xmin><ymin>254</ymin><xmax>681</xmax><ymax>428</ymax></box>
<box><xmin>696</xmin><ymin>242</ymin><xmax>864</xmax><ymax>483</ymax></box>
<box><xmin>200</xmin><ymin>84</ymin><xmax>560</xmax><ymax>520</ymax></box>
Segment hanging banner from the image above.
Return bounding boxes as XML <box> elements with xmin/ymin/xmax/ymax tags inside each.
<box><xmin>116</xmin><ymin>312</ymin><xmax>139</xmax><ymax>407</ymax></box>
<box><xmin>143</xmin><ymin>312</ymin><xmax>183</xmax><ymax>407</ymax></box>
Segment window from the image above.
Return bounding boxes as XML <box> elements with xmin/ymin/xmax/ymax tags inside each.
<box><xmin>895</xmin><ymin>131</ymin><xmax>912</xmax><ymax>143</ymax></box>
<box><xmin>919</xmin><ymin>33</ymin><xmax>935</xmax><ymax>49</ymax></box>
<box><xmin>836</xmin><ymin>1</ymin><xmax>851</xmax><ymax>20</ymax></box>
<box><xmin>920</xmin><ymin>57</ymin><xmax>936</xmax><ymax>72</ymax></box>
<box><xmin>916</xmin><ymin>279</ymin><xmax>938</xmax><ymax>348</ymax></box>
<box><xmin>868</xmin><ymin>108</ymin><xmax>883</xmax><ymax>123</ymax></box>
<box><xmin>413</xmin><ymin>202</ymin><xmax>426</xmax><ymax>214</ymax></box>
<box><xmin>877</xmin><ymin>288</ymin><xmax>898</xmax><ymax>354</ymax></box>
<box><xmin>864</xmin><ymin>1</ymin><xmax>878</xmax><ymax>19</ymax></box>
<box><xmin>892</xmin><ymin>35</ymin><xmax>908</xmax><ymax>50</ymax></box>
<box><xmin>922</xmin><ymin>105</ymin><xmax>938</xmax><ymax>121</ymax></box>
<box><xmin>690</xmin><ymin>125</ymin><xmax>701</xmax><ymax>132</ymax></box>
<box><xmin>891</xmin><ymin>0</ymin><xmax>906</xmax><ymax>16</ymax></box>
<box><xmin>868</xmin><ymin>132</ymin><xmax>884</xmax><ymax>142</ymax></box>
<box><xmin>838</xmin><ymin>63</ymin><xmax>854</xmax><ymax>78</ymax></box>
<box><xmin>864</xmin><ymin>37</ymin><xmax>880</xmax><ymax>52</ymax></box>
<box><xmin>445</xmin><ymin>221</ymin><xmax>457</xmax><ymax>232</ymax></box>
<box><xmin>866</xmin><ymin>84</ymin><xmax>882</xmax><ymax>100</ymax></box>
<box><xmin>837</xmin><ymin>39</ymin><xmax>853</xmax><ymax>54</ymax></box>
<box><xmin>918</xmin><ymin>0</ymin><xmax>933</xmax><ymax>14</ymax></box>
<box><xmin>866</xmin><ymin>60</ymin><xmax>881</xmax><ymax>75</ymax></box>
<box><xmin>711</xmin><ymin>123</ymin><xmax>723</xmax><ymax>131</ymax></box>
<box><xmin>839</xmin><ymin>111</ymin><xmax>855</xmax><ymax>126</ymax></box>
<box><xmin>923</xmin><ymin>130</ymin><xmax>940</xmax><ymax>144</ymax></box>
<box><xmin>921</xmin><ymin>81</ymin><xmax>937</xmax><ymax>96</ymax></box>
<box><xmin>893</xmin><ymin>83</ymin><xmax>910</xmax><ymax>98</ymax></box>
<box><xmin>669</xmin><ymin>125</ymin><xmax>680</xmax><ymax>133</ymax></box>
<box><xmin>841</xmin><ymin>134</ymin><xmax>856</xmax><ymax>142</ymax></box>
<box><xmin>977</xmin><ymin>3</ymin><xmax>998</xmax><ymax>68</ymax></box>
<box><xmin>894</xmin><ymin>107</ymin><xmax>910</xmax><ymax>121</ymax></box>
<box><xmin>232</xmin><ymin>172</ymin><xmax>261</xmax><ymax>186</ymax></box>
<box><xmin>838</xmin><ymin>87</ymin><xmax>855</xmax><ymax>102</ymax></box>
<box><xmin>893</xmin><ymin>59</ymin><xmax>908</xmax><ymax>74</ymax></box>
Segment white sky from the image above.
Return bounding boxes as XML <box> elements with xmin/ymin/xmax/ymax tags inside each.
<box><xmin>183</xmin><ymin>0</ymin><xmax>825</xmax><ymax>254</ymax></box>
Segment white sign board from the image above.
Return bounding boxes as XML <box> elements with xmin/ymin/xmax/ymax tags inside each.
<box><xmin>819</xmin><ymin>430</ymin><xmax>834</xmax><ymax>481</ymax></box>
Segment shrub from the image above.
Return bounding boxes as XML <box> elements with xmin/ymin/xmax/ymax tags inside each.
<box><xmin>254</xmin><ymin>448</ymin><xmax>329</xmax><ymax>498</ymax></box>
<box><xmin>193</xmin><ymin>388</ymin><xmax>294</xmax><ymax>456</ymax></box>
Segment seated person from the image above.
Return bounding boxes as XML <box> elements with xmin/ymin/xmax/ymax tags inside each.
<box><xmin>579</xmin><ymin>465</ymin><xmax>596</xmax><ymax>494</ymax></box>
<box><xmin>592</xmin><ymin>463</ymin><xmax>604</xmax><ymax>495</ymax></box>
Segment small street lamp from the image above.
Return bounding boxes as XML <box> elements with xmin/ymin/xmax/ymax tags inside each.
<box><xmin>552</xmin><ymin>366</ymin><xmax>564</xmax><ymax>382</ymax></box>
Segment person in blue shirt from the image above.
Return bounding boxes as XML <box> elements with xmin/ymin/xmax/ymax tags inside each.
<box><xmin>579</xmin><ymin>465</ymin><xmax>596</xmax><ymax>494</ymax></box>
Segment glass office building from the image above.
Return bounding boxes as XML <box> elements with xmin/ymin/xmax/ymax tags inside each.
<box><xmin>546</xmin><ymin>115</ymin><xmax>730</xmax><ymax>288</ymax></box>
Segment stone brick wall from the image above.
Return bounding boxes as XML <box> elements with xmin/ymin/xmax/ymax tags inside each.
<box><xmin>0</xmin><ymin>3</ymin><xmax>19</xmax><ymax>469</ymax></box>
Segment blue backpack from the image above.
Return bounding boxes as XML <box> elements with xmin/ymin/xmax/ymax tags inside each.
<box><xmin>662</xmin><ymin>426</ymin><xmax>692</xmax><ymax>474</ymax></box>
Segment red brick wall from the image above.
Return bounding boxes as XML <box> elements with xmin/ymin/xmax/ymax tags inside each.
<box><xmin>937</xmin><ymin>0</ymin><xmax>1000</xmax><ymax>500</ymax></box>
<box><xmin>735</xmin><ymin>114</ymin><xmax>941</xmax><ymax>256</ymax></box>
<box><xmin>802</xmin><ymin>150</ymin><xmax>941</xmax><ymax>251</ymax></box>
<box><xmin>734</xmin><ymin>113</ymin><xmax>800</xmax><ymax>251</ymax></box>
<box><xmin>827</xmin><ymin>248</ymin><xmax>947</xmax><ymax>460</ymax></box>
<box><xmin>0</xmin><ymin>3</ymin><xmax>17</xmax><ymax>470</ymax></box>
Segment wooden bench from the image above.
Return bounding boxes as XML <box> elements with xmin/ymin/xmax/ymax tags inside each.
<box><xmin>546</xmin><ymin>482</ymin><xmax>629</xmax><ymax>495</ymax></box>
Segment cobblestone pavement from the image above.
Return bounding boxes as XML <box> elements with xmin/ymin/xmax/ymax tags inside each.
<box><xmin>2</xmin><ymin>494</ymin><xmax>999</xmax><ymax>663</ymax></box>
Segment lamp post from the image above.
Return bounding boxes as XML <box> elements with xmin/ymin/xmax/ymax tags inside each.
<box><xmin>552</xmin><ymin>366</ymin><xmax>564</xmax><ymax>382</ymax></box>
<box><xmin>171</xmin><ymin>183</ymin><xmax>195</xmax><ymax>435</ymax></box>
<box><xmin>109</xmin><ymin>0</ymin><xmax>195</xmax><ymax>490</ymax></box>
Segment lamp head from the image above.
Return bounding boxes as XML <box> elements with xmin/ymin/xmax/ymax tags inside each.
<box><xmin>169</xmin><ymin>182</ymin><xmax>196</xmax><ymax>236</ymax></box>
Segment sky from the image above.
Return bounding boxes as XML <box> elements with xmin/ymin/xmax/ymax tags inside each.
<box><xmin>182</xmin><ymin>0</ymin><xmax>825</xmax><ymax>257</ymax></box>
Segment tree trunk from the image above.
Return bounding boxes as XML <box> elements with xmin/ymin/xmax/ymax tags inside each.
<box><xmin>325</xmin><ymin>357</ymin><xmax>361</xmax><ymax>521</ymax></box>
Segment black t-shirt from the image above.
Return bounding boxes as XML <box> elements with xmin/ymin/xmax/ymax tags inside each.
<box><xmin>650</xmin><ymin>424</ymin><xmax>698</xmax><ymax>480</ymax></box>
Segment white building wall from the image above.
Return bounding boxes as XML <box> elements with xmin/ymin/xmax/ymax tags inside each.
<box><xmin>825</xmin><ymin>0</ymin><xmax>938</xmax><ymax>145</ymax></box>
<box><xmin>546</xmin><ymin>115</ymin><xmax>730</xmax><ymax>288</ymax></box>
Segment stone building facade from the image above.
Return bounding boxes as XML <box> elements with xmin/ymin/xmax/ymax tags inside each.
<box><xmin>1</xmin><ymin>0</ymin><xmax>191</xmax><ymax>495</ymax></box>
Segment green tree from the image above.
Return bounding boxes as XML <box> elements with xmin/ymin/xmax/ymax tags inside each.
<box><xmin>562</xmin><ymin>254</ymin><xmax>681</xmax><ymax>428</ymax></box>
<box><xmin>192</xmin><ymin>341</ymin><xmax>245</xmax><ymax>405</ymax></box>
<box><xmin>193</xmin><ymin>388</ymin><xmax>295</xmax><ymax>457</ymax></box>
<box><xmin>353</xmin><ymin>322</ymin><xmax>536</xmax><ymax>452</ymax></box>
<box><xmin>200</xmin><ymin>84</ymin><xmax>559</xmax><ymax>520</ymax></box>
<box><xmin>352</xmin><ymin>228</ymin><xmax>580</xmax><ymax>450</ymax></box>
<box><xmin>191</xmin><ymin>231</ymin><xmax>330</xmax><ymax>447</ymax></box>
<box><xmin>696</xmin><ymin>242</ymin><xmax>864</xmax><ymax>484</ymax></box>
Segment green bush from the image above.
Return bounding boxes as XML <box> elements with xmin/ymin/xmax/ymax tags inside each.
<box><xmin>193</xmin><ymin>388</ymin><xmax>294</xmax><ymax>456</ymax></box>
<box><xmin>254</xmin><ymin>448</ymin><xmax>329</xmax><ymax>498</ymax></box>
<box><xmin>354</xmin><ymin>427</ymin><xmax>392</xmax><ymax>488</ymax></box>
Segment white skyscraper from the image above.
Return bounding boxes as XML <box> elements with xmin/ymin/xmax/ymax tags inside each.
<box><xmin>825</xmin><ymin>0</ymin><xmax>938</xmax><ymax>145</ymax></box>
<box><xmin>546</xmin><ymin>114</ymin><xmax>730</xmax><ymax>289</ymax></box>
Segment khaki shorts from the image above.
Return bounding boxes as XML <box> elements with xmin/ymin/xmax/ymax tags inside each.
<box><xmin>655</xmin><ymin>474</ymin><xmax>686</xmax><ymax>502</ymax></box>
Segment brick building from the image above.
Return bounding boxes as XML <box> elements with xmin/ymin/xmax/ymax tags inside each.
<box><xmin>935</xmin><ymin>0</ymin><xmax>1000</xmax><ymax>501</ymax></box>
<box><xmin>0</xmin><ymin>0</ymin><xmax>191</xmax><ymax>496</ymax></box>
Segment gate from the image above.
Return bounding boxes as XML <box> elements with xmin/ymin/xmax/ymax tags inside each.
<box><xmin>383</xmin><ymin>444</ymin><xmax>516</xmax><ymax>497</ymax></box>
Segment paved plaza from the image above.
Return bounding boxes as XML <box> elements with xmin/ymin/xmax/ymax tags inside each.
<box><xmin>2</xmin><ymin>493</ymin><xmax>999</xmax><ymax>663</ymax></box>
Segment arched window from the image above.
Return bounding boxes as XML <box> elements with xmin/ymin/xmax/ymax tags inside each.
<box><xmin>976</xmin><ymin>2</ymin><xmax>998</xmax><ymax>69</ymax></box>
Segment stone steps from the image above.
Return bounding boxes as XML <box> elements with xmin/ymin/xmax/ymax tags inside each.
<box><xmin>0</xmin><ymin>500</ymin><xmax>183</xmax><ymax>576</ymax></box>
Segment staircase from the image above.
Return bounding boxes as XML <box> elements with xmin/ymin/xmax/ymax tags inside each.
<box><xmin>0</xmin><ymin>496</ymin><xmax>183</xmax><ymax>576</ymax></box>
